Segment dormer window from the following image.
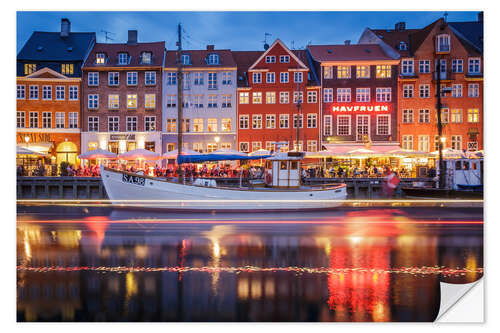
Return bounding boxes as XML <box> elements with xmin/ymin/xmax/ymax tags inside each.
<box><xmin>96</xmin><ymin>53</ymin><xmax>106</xmax><ymax>64</ymax></box>
<box><xmin>436</xmin><ymin>34</ymin><xmax>450</xmax><ymax>52</ymax></box>
<box><xmin>280</xmin><ymin>55</ymin><xmax>290</xmax><ymax>63</ymax></box>
<box><xmin>207</xmin><ymin>53</ymin><xmax>220</xmax><ymax>65</ymax></box>
<box><xmin>398</xmin><ymin>41</ymin><xmax>407</xmax><ymax>50</ymax></box>
<box><xmin>118</xmin><ymin>52</ymin><xmax>128</xmax><ymax>65</ymax></box>
<box><xmin>182</xmin><ymin>54</ymin><xmax>191</xmax><ymax>65</ymax></box>
<box><xmin>141</xmin><ymin>52</ymin><xmax>152</xmax><ymax>64</ymax></box>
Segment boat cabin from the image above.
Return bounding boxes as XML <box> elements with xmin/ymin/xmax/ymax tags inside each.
<box><xmin>439</xmin><ymin>158</ymin><xmax>483</xmax><ymax>190</ymax></box>
<box><xmin>265</xmin><ymin>151</ymin><xmax>304</xmax><ymax>188</ymax></box>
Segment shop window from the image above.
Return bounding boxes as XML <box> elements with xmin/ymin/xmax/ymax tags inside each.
<box><xmin>145</xmin><ymin>141</ymin><xmax>155</xmax><ymax>152</ymax></box>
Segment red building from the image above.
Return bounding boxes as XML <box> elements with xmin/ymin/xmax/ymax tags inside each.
<box><xmin>359</xmin><ymin>16</ymin><xmax>483</xmax><ymax>152</ymax></box>
<box><xmin>234</xmin><ymin>39</ymin><xmax>321</xmax><ymax>153</ymax></box>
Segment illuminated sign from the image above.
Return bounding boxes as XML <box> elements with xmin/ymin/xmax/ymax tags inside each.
<box><xmin>331</xmin><ymin>104</ymin><xmax>391</xmax><ymax>112</ymax></box>
<box><xmin>17</xmin><ymin>133</ymin><xmax>51</xmax><ymax>143</ymax></box>
<box><xmin>109</xmin><ymin>134</ymin><xmax>136</xmax><ymax>141</ymax></box>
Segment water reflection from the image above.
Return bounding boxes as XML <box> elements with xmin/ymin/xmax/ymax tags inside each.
<box><xmin>16</xmin><ymin>208</ymin><xmax>483</xmax><ymax>322</ymax></box>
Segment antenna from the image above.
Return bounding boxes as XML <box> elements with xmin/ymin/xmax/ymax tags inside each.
<box><xmin>100</xmin><ymin>30</ymin><xmax>116</xmax><ymax>43</ymax></box>
<box><xmin>262</xmin><ymin>33</ymin><xmax>271</xmax><ymax>50</ymax></box>
<box><xmin>444</xmin><ymin>12</ymin><xmax>449</xmax><ymax>22</ymax></box>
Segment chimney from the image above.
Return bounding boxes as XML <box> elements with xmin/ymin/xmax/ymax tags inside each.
<box><xmin>344</xmin><ymin>40</ymin><xmax>351</xmax><ymax>45</ymax></box>
<box><xmin>61</xmin><ymin>18</ymin><xmax>70</xmax><ymax>37</ymax></box>
<box><xmin>127</xmin><ymin>30</ymin><xmax>138</xmax><ymax>45</ymax></box>
<box><xmin>206</xmin><ymin>45</ymin><xmax>215</xmax><ymax>51</ymax></box>
<box><xmin>395</xmin><ymin>22</ymin><xmax>406</xmax><ymax>31</ymax></box>
<box><xmin>478</xmin><ymin>12</ymin><xmax>483</xmax><ymax>22</ymax></box>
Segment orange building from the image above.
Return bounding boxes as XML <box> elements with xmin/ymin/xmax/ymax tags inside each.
<box><xmin>17</xmin><ymin>68</ymin><xmax>82</xmax><ymax>172</ymax></box>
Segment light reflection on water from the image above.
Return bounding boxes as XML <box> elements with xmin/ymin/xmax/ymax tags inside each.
<box><xmin>16</xmin><ymin>207</ymin><xmax>483</xmax><ymax>322</ymax></box>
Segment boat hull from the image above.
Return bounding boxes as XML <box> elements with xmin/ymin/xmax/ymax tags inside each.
<box><xmin>101</xmin><ymin>167</ymin><xmax>347</xmax><ymax>211</ymax></box>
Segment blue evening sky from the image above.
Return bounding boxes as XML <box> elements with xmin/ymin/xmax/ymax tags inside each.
<box><xmin>17</xmin><ymin>11</ymin><xmax>480</xmax><ymax>52</ymax></box>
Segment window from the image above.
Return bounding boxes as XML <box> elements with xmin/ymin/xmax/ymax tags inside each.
<box><xmin>222</xmin><ymin>72</ymin><xmax>232</xmax><ymax>85</ymax></box>
<box><xmin>294</xmin><ymin>72</ymin><xmax>303</xmax><ymax>83</ymax></box>
<box><xmin>324</xmin><ymin>88</ymin><xmax>333</xmax><ymax>103</ymax></box>
<box><xmin>239</xmin><ymin>92</ymin><xmax>249</xmax><ymax>104</ymax></box>
<box><xmin>108</xmin><ymin>72</ymin><xmax>119</xmax><ymax>86</ymax></box>
<box><xmin>337</xmin><ymin>88</ymin><xmax>351</xmax><ymax>102</ymax></box>
<box><xmin>145</xmin><ymin>116</ymin><xmax>156</xmax><ymax>131</ymax></box>
<box><xmin>166</xmin><ymin>95</ymin><xmax>176</xmax><ymax>108</ymax></box>
<box><xmin>436</xmin><ymin>34</ymin><xmax>450</xmax><ymax>52</ymax></box>
<box><xmin>29</xmin><ymin>85</ymin><xmax>39</xmax><ymax>100</ymax></box>
<box><xmin>204</xmin><ymin>143</ymin><xmax>216</xmax><ymax>153</ymax></box>
<box><xmin>376</xmin><ymin>65</ymin><xmax>391</xmax><ymax>78</ymax></box>
<box><xmin>252</xmin><ymin>115</ymin><xmax>262</xmax><ymax>129</ymax></box>
<box><xmin>96</xmin><ymin>53</ymin><xmax>106</xmax><ymax>64</ymax></box>
<box><xmin>307</xmin><ymin>91</ymin><xmax>317</xmax><ymax>103</ymax></box>
<box><xmin>307</xmin><ymin>114</ymin><xmax>317</xmax><ymax>128</ymax></box>
<box><xmin>69</xmin><ymin>112</ymin><xmax>78</xmax><ymax>128</ymax></box>
<box><xmin>280</xmin><ymin>72</ymin><xmax>289</xmax><ymax>83</ymax></box>
<box><xmin>181</xmin><ymin>54</ymin><xmax>191</xmax><ymax>65</ymax></box>
<box><xmin>192</xmin><ymin>143</ymin><xmax>203</xmax><ymax>153</ymax></box>
<box><xmin>356</xmin><ymin>88</ymin><xmax>370</xmax><ymax>102</ymax></box>
<box><xmin>88</xmin><ymin>72</ymin><xmax>99</xmax><ymax>86</ymax></box>
<box><xmin>401</xmin><ymin>59</ymin><xmax>414</xmax><ymax>75</ymax></box>
<box><xmin>239</xmin><ymin>115</ymin><xmax>249</xmax><ymax>129</ymax></box>
<box><xmin>221</xmin><ymin>118</ymin><xmax>231</xmax><ymax>132</ymax></box>
<box><xmin>452</xmin><ymin>59</ymin><xmax>463</xmax><ymax>73</ymax></box>
<box><xmin>145</xmin><ymin>94</ymin><xmax>156</xmax><ymax>109</ymax></box>
<box><xmin>279</xmin><ymin>55</ymin><xmax>290</xmax><ymax>63</ymax></box>
<box><xmin>193</xmin><ymin>72</ymin><xmax>204</xmax><ymax>85</ymax></box>
<box><xmin>451</xmin><ymin>84</ymin><xmax>462</xmax><ymax>98</ymax></box>
<box><xmin>266</xmin><ymin>92</ymin><xmax>276</xmax><ymax>104</ymax></box>
<box><xmin>182</xmin><ymin>119</ymin><xmax>190</xmax><ymax>132</ymax></box>
<box><xmin>402</xmin><ymin>135</ymin><xmax>413</xmax><ymax>150</ymax></box>
<box><xmin>108</xmin><ymin>116</ymin><xmax>119</xmax><ymax>132</ymax></box>
<box><xmin>356</xmin><ymin>66</ymin><xmax>370</xmax><ymax>78</ymax></box>
<box><xmin>55</xmin><ymin>86</ymin><xmax>65</xmax><ymax>100</ymax></box>
<box><xmin>451</xmin><ymin>135</ymin><xmax>462</xmax><ymax>150</ymax></box>
<box><xmin>307</xmin><ymin>140</ymin><xmax>318</xmax><ymax>152</ymax></box>
<box><xmin>451</xmin><ymin>109</ymin><xmax>462</xmax><ymax>123</ymax></box>
<box><xmin>60</xmin><ymin>63</ymin><xmax>74</xmax><ymax>75</ymax></box>
<box><xmin>376</xmin><ymin>115</ymin><xmax>390</xmax><ymax>135</ymax></box>
<box><xmin>467</xmin><ymin>109</ymin><xmax>479</xmax><ymax>123</ymax></box>
<box><xmin>266</xmin><ymin>72</ymin><xmax>275</xmax><ymax>83</ymax></box>
<box><xmin>468</xmin><ymin>83</ymin><xmax>480</xmax><ymax>97</ymax></box>
<box><xmin>403</xmin><ymin>84</ymin><xmax>414</xmax><ymax>98</ymax></box>
<box><xmin>468</xmin><ymin>58</ymin><xmax>481</xmax><ymax>74</ymax></box>
<box><xmin>207</xmin><ymin>95</ymin><xmax>217</xmax><ymax>108</ymax></box>
<box><xmin>41</xmin><ymin>112</ymin><xmax>51</xmax><ymax>128</ymax></box>
<box><xmin>293</xmin><ymin>114</ymin><xmax>303</xmax><ymax>128</ymax></box>
<box><xmin>376</xmin><ymin>87</ymin><xmax>391</xmax><ymax>102</ymax></box>
<box><xmin>435</xmin><ymin>135</ymin><xmax>442</xmax><ymax>152</ymax></box>
<box><xmin>88</xmin><ymin>116</ymin><xmax>99</xmax><ymax>132</ymax></box>
<box><xmin>239</xmin><ymin>142</ymin><xmax>249</xmax><ymax>153</ymax></box>
<box><xmin>126</xmin><ymin>72</ymin><xmax>137</xmax><ymax>86</ymax></box>
<box><xmin>279</xmin><ymin>114</ymin><xmax>289</xmax><ymax>128</ymax></box>
<box><xmin>419</xmin><ymin>60</ymin><xmax>431</xmax><ymax>73</ymax></box>
<box><xmin>126</xmin><ymin>116</ymin><xmax>137</xmax><ymax>132</ymax></box>
<box><xmin>118</xmin><ymin>53</ymin><xmax>128</xmax><ymax>65</ymax></box>
<box><xmin>293</xmin><ymin>91</ymin><xmax>303</xmax><ymax>104</ymax></box>
<box><xmin>402</xmin><ymin>109</ymin><xmax>414</xmax><ymax>123</ymax></box>
<box><xmin>54</xmin><ymin>112</ymin><xmax>64</xmax><ymax>128</ymax></box>
<box><xmin>418</xmin><ymin>135</ymin><xmax>430</xmax><ymax>152</ymax></box>
<box><xmin>324</xmin><ymin>115</ymin><xmax>332</xmax><ymax>136</ymax></box>
<box><xmin>324</xmin><ymin>66</ymin><xmax>333</xmax><ymax>79</ymax></box>
<box><xmin>207</xmin><ymin>118</ymin><xmax>217</xmax><ymax>132</ymax></box>
<box><xmin>24</xmin><ymin>63</ymin><xmax>36</xmax><ymax>75</ymax></box>
<box><xmin>252</xmin><ymin>142</ymin><xmax>262</xmax><ymax>152</ymax></box>
<box><xmin>208</xmin><ymin>72</ymin><xmax>217</xmax><ymax>89</ymax></box>
<box><xmin>337</xmin><ymin>115</ymin><xmax>351</xmax><ymax>136</ymax></box>
<box><xmin>42</xmin><ymin>86</ymin><xmax>52</xmax><ymax>100</ymax></box>
<box><xmin>69</xmin><ymin>86</ymin><xmax>78</xmax><ymax>100</ymax></box>
<box><xmin>337</xmin><ymin>66</ymin><xmax>351</xmax><ymax>79</ymax></box>
<box><xmin>252</xmin><ymin>72</ymin><xmax>262</xmax><ymax>84</ymax></box>
<box><xmin>88</xmin><ymin>94</ymin><xmax>99</xmax><ymax>109</ymax></box>
<box><xmin>141</xmin><ymin>52</ymin><xmax>152</xmax><ymax>64</ymax></box>
<box><xmin>222</xmin><ymin>95</ymin><xmax>232</xmax><ymax>108</ymax></box>
<box><xmin>207</xmin><ymin>54</ymin><xmax>219</xmax><ymax>65</ymax></box>
<box><xmin>17</xmin><ymin>85</ymin><xmax>25</xmax><ymax>99</ymax></box>
<box><xmin>252</xmin><ymin>92</ymin><xmax>262</xmax><ymax>104</ymax></box>
<box><xmin>419</xmin><ymin>84</ymin><xmax>430</xmax><ymax>98</ymax></box>
<box><xmin>167</xmin><ymin>72</ymin><xmax>177</xmax><ymax>85</ymax></box>
<box><xmin>166</xmin><ymin>118</ymin><xmax>176</xmax><ymax>133</ymax></box>
<box><xmin>265</xmin><ymin>56</ymin><xmax>276</xmax><ymax>63</ymax></box>
<box><xmin>419</xmin><ymin>109</ymin><xmax>430</xmax><ymax>123</ymax></box>
<box><xmin>266</xmin><ymin>114</ymin><xmax>276</xmax><ymax>129</ymax></box>
<box><xmin>265</xmin><ymin>142</ymin><xmax>276</xmax><ymax>152</ymax></box>
<box><xmin>29</xmin><ymin>112</ymin><xmax>38</xmax><ymax>128</ymax></box>
<box><xmin>399</xmin><ymin>41</ymin><xmax>407</xmax><ymax>50</ymax></box>
<box><xmin>17</xmin><ymin>112</ymin><xmax>25</xmax><ymax>128</ymax></box>
<box><xmin>279</xmin><ymin>91</ymin><xmax>289</xmax><ymax>104</ymax></box>
<box><xmin>193</xmin><ymin>118</ymin><xmax>204</xmax><ymax>132</ymax></box>
<box><xmin>193</xmin><ymin>95</ymin><xmax>204</xmax><ymax>108</ymax></box>
<box><xmin>127</xmin><ymin>94</ymin><xmax>137</xmax><ymax>109</ymax></box>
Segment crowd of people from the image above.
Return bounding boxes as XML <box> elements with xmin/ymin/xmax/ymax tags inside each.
<box><xmin>301</xmin><ymin>164</ymin><xmax>432</xmax><ymax>179</ymax></box>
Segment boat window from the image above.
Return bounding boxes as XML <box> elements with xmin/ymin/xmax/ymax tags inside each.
<box><xmin>290</xmin><ymin>161</ymin><xmax>298</xmax><ymax>170</ymax></box>
<box><xmin>463</xmin><ymin>161</ymin><xmax>469</xmax><ymax>170</ymax></box>
<box><xmin>455</xmin><ymin>161</ymin><xmax>461</xmax><ymax>170</ymax></box>
<box><xmin>471</xmin><ymin>162</ymin><xmax>477</xmax><ymax>170</ymax></box>
<box><xmin>280</xmin><ymin>161</ymin><xmax>287</xmax><ymax>170</ymax></box>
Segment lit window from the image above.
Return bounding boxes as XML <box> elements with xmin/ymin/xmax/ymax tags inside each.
<box><xmin>207</xmin><ymin>118</ymin><xmax>217</xmax><ymax>132</ymax></box>
<box><xmin>193</xmin><ymin>118</ymin><xmax>204</xmax><ymax>132</ymax></box>
<box><xmin>96</xmin><ymin>53</ymin><xmax>106</xmax><ymax>64</ymax></box>
<box><xmin>266</xmin><ymin>92</ymin><xmax>276</xmax><ymax>104</ymax></box>
<box><xmin>324</xmin><ymin>66</ymin><xmax>333</xmax><ymax>79</ymax></box>
<box><xmin>376</xmin><ymin>65</ymin><xmax>391</xmax><ymax>78</ymax></box>
<box><xmin>402</xmin><ymin>135</ymin><xmax>413</xmax><ymax>150</ymax></box>
<box><xmin>266</xmin><ymin>114</ymin><xmax>276</xmax><ymax>129</ymax></box>
<box><xmin>166</xmin><ymin>119</ymin><xmax>176</xmax><ymax>133</ymax></box>
<box><xmin>239</xmin><ymin>92</ymin><xmax>249</xmax><ymax>104</ymax></box>
<box><xmin>141</xmin><ymin>52</ymin><xmax>152</xmax><ymax>64</ymax></box>
<box><xmin>451</xmin><ymin>109</ymin><xmax>462</xmax><ymax>123</ymax></box>
<box><xmin>127</xmin><ymin>94</ymin><xmax>137</xmax><ymax>109</ymax></box>
<box><xmin>24</xmin><ymin>64</ymin><xmax>36</xmax><ymax>75</ymax></box>
<box><xmin>467</xmin><ymin>109</ymin><xmax>479</xmax><ymax>123</ymax></box>
<box><xmin>252</xmin><ymin>142</ymin><xmax>262</xmax><ymax>152</ymax></box>
<box><xmin>356</xmin><ymin>66</ymin><xmax>370</xmax><ymax>78</ymax></box>
<box><xmin>307</xmin><ymin>140</ymin><xmax>317</xmax><ymax>152</ymax></box>
<box><xmin>221</xmin><ymin>118</ymin><xmax>231</xmax><ymax>132</ymax></box>
<box><xmin>337</xmin><ymin>66</ymin><xmax>351</xmax><ymax>79</ymax></box>
<box><xmin>252</xmin><ymin>115</ymin><xmax>262</xmax><ymax>129</ymax></box>
<box><xmin>108</xmin><ymin>95</ymin><xmax>119</xmax><ymax>109</ymax></box>
<box><xmin>418</xmin><ymin>135</ymin><xmax>430</xmax><ymax>152</ymax></box>
<box><xmin>145</xmin><ymin>94</ymin><xmax>156</xmax><ymax>109</ymax></box>
<box><xmin>61</xmin><ymin>64</ymin><xmax>74</xmax><ymax>75</ymax></box>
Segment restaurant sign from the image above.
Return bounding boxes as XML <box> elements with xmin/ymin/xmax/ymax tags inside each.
<box><xmin>17</xmin><ymin>133</ymin><xmax>52</xmax><ymax>143</ymax></box>
<box><xmin>109</xmin><ymin>134</ymin><xmax>136</xmax><ymax>141</ymax></box>
<box><xmin>331</xmin><ymin>103</ymin><xmax>391</xmax><ymax>113</ymax></box>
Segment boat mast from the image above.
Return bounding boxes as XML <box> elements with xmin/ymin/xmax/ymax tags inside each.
<box><xmin>176</xmin><ymin>23</ymin><xmax>184</xmax><ymax>183</ymax></box>
<box><xmin>295</xmin><ymin>45</ymin><xmax>301</xmax><ymax>151</ymax></box>
<box><xmin>436</xmin><ymin>58</ymin><xmax>445</xmax><ymax>189</ymax></box>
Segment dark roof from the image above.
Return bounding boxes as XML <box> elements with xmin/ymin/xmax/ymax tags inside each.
<box><xmin>84</xmin><ymin>42</ymin><xmax>165</xmax><ymax>68</ymax></box>
<box><xmin>449</xmin><ymin>21</ymin><xmax>483</xmax><ymax>53</ymax></box>
<box><xmin>231</xmin><ymin>51</ymin><xmax>263</xmax><ymax>88</ymax></box>
<box><xmin>292</xmin><ymin>49</ymin><xmax>320</xmax><ymax>86</ymax></box>
<box><xmin>307</xmin><ymin>44</ymin><xmax>396</xmax><ymax>62</ymax></box>
<box><xmin>165</xmin><ymin>49</ymin><xmax>237</xmax><ymax>68</ymax></box>
<box><xmin>368</xmin><ymin>29</ymin><xmax>419</xmax><ymax>57</ymax></box>
<box><xmin>17</xmin><ymin>31</ymin><xmax>96</xmax><ymax>62</ymax></box>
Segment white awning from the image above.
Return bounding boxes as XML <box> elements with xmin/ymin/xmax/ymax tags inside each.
<box><xmin>17</xmin><ymin>143</ymin><xmax>52</xmax><ymax>155</ymax></box>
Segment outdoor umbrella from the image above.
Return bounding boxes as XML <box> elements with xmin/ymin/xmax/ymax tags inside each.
<box><xmin>120</xmin><ymin>148</ymin><xmax>161</xmax><ymax>160</ymax></box>
<box><xmin>249</xmin><ymin>149</ymin><xmax>270</xmax><ymax>156</ymax></box>
<box><xmin>162</xmin><ymin>148</ymin><xmax>201</xmax><ymax>159</ymax></box>
<box><xmin>78</xmin><ymin>148</ymin><xmax>117</xmax><ymax>160</ymax></box>
<box><xmin>212</xmin><ymin>148</ymin><xmax>248</xmax><ymax>156</ymax></box>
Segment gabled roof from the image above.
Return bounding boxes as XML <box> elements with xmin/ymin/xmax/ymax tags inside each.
<box><xmin>307</xmin><ymin>44</ymin><xmax>397</xmax><ymax>62</ymax></box>
<box><xmin>232</xmin><ymin>51</ymin><xmax>263</xmax><ymax>88</ymax></box>
<box><xmin>17</xmin><ymin>31</ymin><xmax>96</xmax><ymax>62</ymax></box>
<box><xmin>84</xmin><ymin>41</ymin><xmax>165</xmax><ymax>68</ymax></box>
<box><xmin>248</xmin><ymin>39</ymin><xmax>308</xmax><ymax>71</ymax></box>
<box><xmin>449</xmin><ymin>21</ymin><xmax>483</xmax><ymax>53</ymax></box>
<box><xmin>24</xmin><ymin>67</ymin><xmax>69</xmax><ymax>79</ymax></box>
<box><xmin>164</xmin><ymin>48</ymin><xmax>236</xmax><ymax>68</ymax></box>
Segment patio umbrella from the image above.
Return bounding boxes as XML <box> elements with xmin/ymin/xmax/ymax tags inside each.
<box><xmin>430</xmin><ymin>148</ymin><xmax>466</xmax><ymax>159</ymax></box>
<box><xmin>213</xmin><ymin>148</ymin><xmax>248</xmax><ymax>156</ymax></box>
<box><xmin>162</xmin><ymin>148</ymin><xmax>201</xmax><ymax>159</ymax></box>
<box><xmin>120</xmin><ymin>148</ymin><xmax>161</xmax><ymax>160</ymax></box>
<box><xmin>78</xmin><ymin>148</ymin><xmax>117</xmax><ymax>160</ymax></box>
<box><xmin>249</xmin><ymin>149</ymin><xmax>270</xmax><ymax>156</ymax></box>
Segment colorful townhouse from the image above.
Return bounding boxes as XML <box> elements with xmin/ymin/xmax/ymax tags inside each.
<box><xmin>16</xmin><ymin>18</ymin><xmax>95</xmax><ymax>172</ymax></box>
<box><xmin>306</xmin><ymin>42</ymin><xmax>400</xmax><ymax>153</ymax></box>
<box><xmin>233</xmin><ymin>39</ymin><xmax>321</xmax><ymax>153</ymax></box>
<box><xmin>162</xmin><ymin>45</ymin><xmax>238</xmax><ymax>153</ymax></box>
<box><xmin>81</xmin><ymin>31</ymin><xmax>165</xmax><ymax>155</ymax></box>
<box><xmin>359</xmin><ymin>15</ymin><xmax>483</xmax><ymax>152</ymax></box>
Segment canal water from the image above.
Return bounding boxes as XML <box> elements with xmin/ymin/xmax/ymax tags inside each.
<box><xmin>16</xmin><ymin>204</ymin><xmax>483</xmax><ymax>322</ymax></box>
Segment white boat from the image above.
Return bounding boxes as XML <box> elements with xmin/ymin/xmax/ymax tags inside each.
<box><xmin>101</xmin><ymin>151</ymin><xmax>347</xmax><ymax>211</ymax></box>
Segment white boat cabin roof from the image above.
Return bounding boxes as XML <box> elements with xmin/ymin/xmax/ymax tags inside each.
<box><xmin>266</xmin><ymin>151</ymin><xmax>305</xmax><ymax>161</ymax></box>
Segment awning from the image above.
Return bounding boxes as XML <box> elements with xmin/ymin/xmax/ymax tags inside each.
<box><xmin>17</xmin><ymin>143</ymin><xmax>52</xmax><ymax>155</ymax></box>
<box><xmin>16</xmin><ymin>145</ymin><xmax>47</xmax><ymax>156</ymax></box>
<box><xmin>310</xmin><ymin>143</ymin><xmax>403</xmax><ymax>158</ymax></box>
<box><xmin>178</xmin><ymin>153</ymin><xmax>271</xmax><ymax>164</ymax></box>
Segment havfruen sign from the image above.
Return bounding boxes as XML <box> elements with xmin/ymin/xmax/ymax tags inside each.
<box><xmin>331</xmin><ymin>104</ymin><xmax>391</xmax><ymax>112</ymax></box>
